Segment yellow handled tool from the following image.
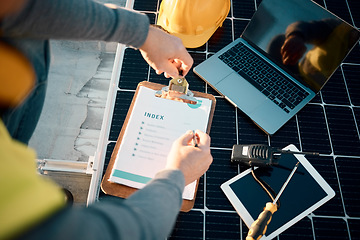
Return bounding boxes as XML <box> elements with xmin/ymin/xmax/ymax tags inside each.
<box><xmin>246</xmin><ymin>162</ymin><xmax>300</xmax><ymax>240</ymax></box>
<box><xmin>246</xmin><ymin>202</ymin><xmax>277</xmax><ymax>240</ymax></box>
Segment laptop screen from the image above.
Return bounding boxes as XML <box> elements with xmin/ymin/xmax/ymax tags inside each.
<box><xmin>242</xmin><ymin>0</ymin><xmax>360</xmax><ymax>92</ymax></box>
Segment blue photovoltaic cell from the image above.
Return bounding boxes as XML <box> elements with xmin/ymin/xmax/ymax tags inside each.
<box><xmin>348</xmin><ymin>219</ymin><xmax>360</xmax><ymax>239</ymax></box>
<box><xmin>335</xmin><ymin>157</ymin><xmax>360</xmax><ymax>217</ymax></box>
<box><xmin>118</xmin><ymin>48</ymin><xmax>149</xmax><ymax>90</ymax></box>
<box><xmin>237</xmin><ymin>108</ymin><xmax>269</xmax><ymax>145</ymax></box>
<box><xmin>193</xmin><ymin>176</ymin><xmax>205</xmax><ymax>209</ymax></box>
<box><xmin>269</xmin><ymin>117</ymin><xmax>300</xmax><ymax>148</ymax></box>
<box><xmin>313</xmin><ymin>218</ymin><xmax>349</xmax><ymax>240</ymax></box>
<box><xmin>133</xmin><ymin>0</ymin><xmax>157</xmax><ymax>12</ymax></box>
<box><xmin>325</xmin><ymin>0</ymin><xmax>354</xmax><ymax>26</ymax></box>
<box><xmin>347</xmin><ymin>0</ymin><xmax>360</xmax><ymax>27</ymax></box>
<box><xmin>184</xmin><ymin>52</ymin><xmax>207</xmax><ymax>93</ymax></box>
<box><xmin>279</xmin><ymin>217</ymin><xmax>314</xmax><ymax>239</ymax></box>
<box><xmin>209</xmin><ymin>99</ymin><xmax>237</xmax><ymax>148</ymax></box>
<box><xmin>309</xmin><ymin>92</ymin><xmax>322</xmax><ymax>104</ymax></box>
<box><xmin>148</xmin><ymin>65</ymin><xmax>168</xmax><ymax>85</ymax></box>
<box><xmin>169</xmin><ymin>211</ymin><xmax>204</xmax><ymax>240</ymax></box>
<box><xmin>354</xmin><ymin>107</ymin><xmax>360</xmax><ymax>130</ymax></box>
<box><xmin>233</xmin><ymin>19</ymin><xmax>249</xmax><ymax>39</ymax></box>
<box><xmin>321</xmin><ymin>69</ymin><xmax>351</xmax><ymax>105</ymax></box>
<box><xmin>208</xmin><ymin>19</ymin><xmax>234</xmax><ymax>53</ymax></box>
<box><xmin>205</xmin><ymin>212</ymin><xmax>241</xmax><ymax>239</ymax></box>
<box><xmin>206</xmin><ymin>150</ymin><xmax>238</xmax><ymax>211</ymax></box>
<box><xmin>100</xmin><ymin>0</ymin><xmax>360</xmax><ymax>239</ymax></box>
<box><xmin>308</xmin><ymin>155</ymin><xmax>344</xmax><ymax>216</ymax></box>
<box><xmin>345</xmin><ymin>43</ymin><xmax>360</xmax><ymax>63</ymax></box>
<box><xmin>103</xmin><ymin>142</ymin><xmax>115</xmax><ymax>176</ymax></box>
<box><xmin>343</xmin><ymin>64</ymin><xmax>360</xmax><ymax>106</ymax></box>
<box><xmin>233</xmin><ymin>0</ymin><xmax>257</xmax><ymax>19</ymax></box>
<box><xmin>108</xmin><ymin>91</ymin><xmax>134</xmax><ymax>141</ymax></box>
<box><xmin>99</xmin><ymin>142</ymin><xmax>116</xmax><ymax>200</ymax></box>
<box><xmin>297</xmin><ymin>104</ymin><xmax>332</xmax><ymax>154</ymax></box>
<box><xmin>145</xmin><ymin>12</ymin><xmax>156</xmax><ymax>24</ymax></box>
<box><xmin>203</xmin><ymin>54</ymin><xmax>220</xmax><ymax>96</ymax></box>
<box><xmin>325</xmin><ymin>105</ymin><xmax>360</xmax><ymax>156</ymax></box>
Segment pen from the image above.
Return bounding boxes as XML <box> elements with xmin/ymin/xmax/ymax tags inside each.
<box><xmin>192</xmin><ymin>130</ymin><xmax>198</xmax><ymax>147</ymax></box>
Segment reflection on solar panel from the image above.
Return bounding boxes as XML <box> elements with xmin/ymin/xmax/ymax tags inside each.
<box><xmin>99</xmin><ymin>0</ymin><xmax>360</xmax><ymax>239</ymax></box>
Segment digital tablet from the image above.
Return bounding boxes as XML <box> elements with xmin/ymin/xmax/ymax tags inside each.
<box><xmin>221</xmin><ymin>144</ymin><xmax>335</xmax><ymax>239</ymax></box>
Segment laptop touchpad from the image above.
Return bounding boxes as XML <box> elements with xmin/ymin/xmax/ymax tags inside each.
<box><xmin>215</xmin><ymin>73</ymin><xmax>265</xmax><ymax>113</ymax></box>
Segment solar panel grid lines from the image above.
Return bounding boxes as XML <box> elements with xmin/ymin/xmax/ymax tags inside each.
<box><xmin>313</xmin><ymin>216</ymin><xmax>351</xmax><ymax>240</ymax></box>
<box><xmin>99</xmin><ymin>0</ymin><xmax>360</xmax><ymax>239</ymax></box>
<box><xmin>108</xmin><ymin>90</ymin><xmax>134</xmax><ymax>141</ymax></box>
<box><xmin>342</xmin><ymin>64</ymin><xmax>360</xmax><ymax>106</ymax></box>
<box><xmin>346</xmin><ymin>0</ymin><xmax>360</xmax><ymax>28</ymax></box>
<box><xmin>335</xmin><ymin>156</ymin><xmax>360</xmax><ymax>217</ymax></box>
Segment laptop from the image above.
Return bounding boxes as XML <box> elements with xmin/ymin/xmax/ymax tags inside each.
<box><xmin>194</xmin><ymin>0</ymin><xmax>360</xmax><ymax>135</ymax></box>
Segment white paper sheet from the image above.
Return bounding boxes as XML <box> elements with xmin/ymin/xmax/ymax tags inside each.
<box><xmin>109</xmin><ymin>86</ymin><xmax>212</xmax><ymax>200</ymax></box>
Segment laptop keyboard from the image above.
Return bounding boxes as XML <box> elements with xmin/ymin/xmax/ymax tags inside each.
<box><xmin>218</xmin><ymin>41</ymin><xmax>309</xmax><ymax>113</ymax></box>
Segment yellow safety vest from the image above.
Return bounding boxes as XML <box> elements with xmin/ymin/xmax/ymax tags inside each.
<box><xmin>0</xmin><ymin>120</ymin><xmax>65</xmax><ymax>239</ymax></box>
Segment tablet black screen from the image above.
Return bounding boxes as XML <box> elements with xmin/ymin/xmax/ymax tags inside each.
<box><xmin>229</xmin><ymin>153</ymin><xmax>327</xmax><ymax>235</ymax></box>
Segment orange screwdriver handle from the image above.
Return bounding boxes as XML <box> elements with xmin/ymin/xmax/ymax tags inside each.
<box><xmin>246</xmin><ymin>202</ymin><xmax>277</xmax><ymax>240</ymax></box>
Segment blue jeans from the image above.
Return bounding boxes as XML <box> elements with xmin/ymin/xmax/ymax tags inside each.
<box><xmin>2</xmin><ymin>38</ymin><xmax>50</xmax><ymax>144</ymax></box>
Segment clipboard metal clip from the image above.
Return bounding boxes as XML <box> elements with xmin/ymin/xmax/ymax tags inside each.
<box><xmin>155</xmin><ymin>78</ymin><xmax>198</xmax><ymax>104</ymax></box>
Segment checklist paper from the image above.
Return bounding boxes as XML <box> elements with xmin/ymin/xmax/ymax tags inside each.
<box><xmin>109</xmin><ymin>86</ymin><xmax>212</xmax><ymax>200</ymax></box>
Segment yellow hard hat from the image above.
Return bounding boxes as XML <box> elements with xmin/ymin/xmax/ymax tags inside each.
<box><xmin>157</xmin><ymin>0</ymin><xmax>230</xmax><ymax>48</ymax></box>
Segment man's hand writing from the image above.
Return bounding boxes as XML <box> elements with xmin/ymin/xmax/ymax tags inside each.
<box><xmin>166</xmin><ymin>130</ymin><xmax>213</xmax><ymax>186</ymax></box>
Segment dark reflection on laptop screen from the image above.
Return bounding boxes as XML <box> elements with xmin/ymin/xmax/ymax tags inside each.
<box><xmin>242</xmin><ymin>0</ymin><xmax>360</xmax><ymax>92</ymax></box>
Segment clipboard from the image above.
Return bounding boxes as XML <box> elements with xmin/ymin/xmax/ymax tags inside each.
<box><xmin>101</xmin><ymin>81</ymin><xmax>216</xmax><ymax>212</ymax></box>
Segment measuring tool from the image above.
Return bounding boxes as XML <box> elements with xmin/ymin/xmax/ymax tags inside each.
<box><xmin>231</xmin><ymin>144</ymin><xmax>318</xmax><ymax>167</ymax></box>
<box><xmin>246</xmin><ymin>162</ymin><xmax>300</xmax><ymax>240</ymax></box>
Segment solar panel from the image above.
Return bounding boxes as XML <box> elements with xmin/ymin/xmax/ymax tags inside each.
<box><xmin>98</xmin><ymin>0</ymin><xmax>360</xmax><ymax>239</ymax></box>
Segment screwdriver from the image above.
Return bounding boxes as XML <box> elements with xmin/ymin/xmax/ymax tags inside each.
<box><xmin>246</xmin><ymin>162</ymin><xmax>300</xmax><ymax>240</ymax></box>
